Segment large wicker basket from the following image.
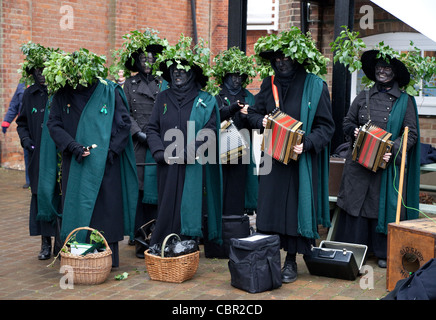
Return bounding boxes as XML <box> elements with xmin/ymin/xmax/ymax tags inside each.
<box><xmin>144</xmin><ymin>233</ymin><xmax>200</xmax><ymax>283</ymax></box>
<box><xmin>60</xmin><ymin>227</ymin><xmax>112</xmax><ymax>285</ymax></box>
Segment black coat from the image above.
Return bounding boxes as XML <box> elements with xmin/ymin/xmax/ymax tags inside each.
<box><xmin>16</xmin><ymin>83</ymin><xmax>48</xmax><ymax>194</ymax></box>
<box><xmin>123</xmin><ymin>74</ymin><xmax>162</xmax><ymax>189</ymax></box>
<box><xmin>247</xmin><ymin>67</ymin><xmax>335</xmax><ymax>237</ymax></box>
<box><xmin>337</xmin><ymin>83</ymin><xmax>418</xmax><ymax>219</ymax></box>
<box><xmin>217</xmin><ymin>86</ymin><xmax>254</xmax><ymax>215</ymax></box>
<box><xmin>47</xmin><ymin>82</ymin><xmax>132</xmax><ymax>243</ymax></box>
<box><xmin>145</xmin><ymin>87</ymin><xmax>217</xmax><ymax>245</ymax></box>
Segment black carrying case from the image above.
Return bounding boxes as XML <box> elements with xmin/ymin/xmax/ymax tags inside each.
<box><xmin>304</xmin><ymin>240</ymin><xmax>368</xmax><ymax>280</ymax></box>
<box><xmin>228</xmin><ymin>233</ymin><xmax>282</xmax><ymax>293</ymax></box>
<box><xmin>204</xmin><ymin>214</ymin><xmax>251</xmax><ymax>259</ymax></box>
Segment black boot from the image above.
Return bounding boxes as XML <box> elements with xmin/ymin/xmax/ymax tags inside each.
<box><xmin>282</xmin><ymin>253</ymin><xmax>298</xmax><ymax>283</ymax></box>
<box><xmin>38</xmin><ymin>236</ymin><xmax>52</xmax><ymax>260</ymax></box>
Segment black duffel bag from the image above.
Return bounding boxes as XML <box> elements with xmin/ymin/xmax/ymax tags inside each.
<box><xmin>228</xmin><ymin>233</ymin><xmax>282</xmax><ymax>293</ymax></box>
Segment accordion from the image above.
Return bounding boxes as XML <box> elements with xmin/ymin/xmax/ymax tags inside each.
<box><xmin>220</xmin><ymin>119</ymin><xmax>248</xmax><ymax>163</ymax></box>
<box><xmin>261</xmin><ymin>109</ymin><xmax>305</xmax><ymax>164</ymax></box>
<box><xmin>352</xmin><ymin>121</ymin><xmax>394</xmax><ymax>172</ymax></box>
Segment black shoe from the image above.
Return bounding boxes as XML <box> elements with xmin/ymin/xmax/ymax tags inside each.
<box><xmin>38</xmin><ymin>236</ymin><xmax>52</xmax><ymax>260</ymax></box>
<box><xmin>281</xmin><ymin>261</ymin><xmax>298</xmax><ymax>283</ymax></box>
<box><xmin>22</xmin><ymin>183</ymin><xmax>30</xmax><ymax>189</ymax></box>
<box><xmin>378</xmin><ymin>259</ymin><xmax>387</xmax><ymax>268</ymax></box>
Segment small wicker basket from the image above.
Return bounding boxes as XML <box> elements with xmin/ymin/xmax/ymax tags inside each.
<box><xmin>144</xmin><ymin>233</ymin><xmax>200</xmax><ymax>283</ymax></box>
<box><xmin>60</xmin><ymin>227</ymin><xmax>112</xmax><ymax>285</ymax></box>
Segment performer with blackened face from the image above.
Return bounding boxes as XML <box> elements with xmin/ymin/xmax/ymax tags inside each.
<box><xmin>248</xmin><ymin>42</ymin><xmax>335</xmax><ymax>283</ymax></box>
<box><xmin>17</xmin><ymin>64</ymin><xmax>57</xmax><ymax>260</ymax></box>
<box><xmin>336</xmin><ymin>50</ymin><xmax>421</xmax><ymax>268</ymax></box>
<box><xmin>123</xmin><ymin>43</ymin><xmax>167</xmax><ymax>257</ymax></box>
<box><xmin>145</xmin><ymin>40</ymin><xmax>222</xmax><ymax>247</ymax></box>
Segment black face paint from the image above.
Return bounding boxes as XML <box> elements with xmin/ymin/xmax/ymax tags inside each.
<box><xmin>375</xmin><ymin>65</ymin><xmax>394</xmax><ymax>84</ymax></box>
<box><xmin>274</xmin><ymin>55</ymin><xmax>296</xmax><ymax>77</ymax></box>
<box><xmin>33</xmin><ymin>68</ymin><xmax>46</xmax><ymax>86</ymax></box>
<box><xmin>171</xmin><ymin>67</ymin><xmax>189</xmax><ymax>87</ymax></box>
<box><xmin>144</xmin><ymin>52</ymin><xmax>155</xmax><ymax>74</ymax></box>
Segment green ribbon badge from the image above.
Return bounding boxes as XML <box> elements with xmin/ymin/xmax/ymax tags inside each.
<box><xmin>225</xmin><ymin>97</ymin><xmax>231</xmax><ymax>106</ymax></box>
<box><xmin>196</xmin><ymin>98</ymin><xmax>206</xmax><ymax>108</ymax></box>
<box><xmin>64</xmin><ymin>104</ymin><xmax>71</xmax><ymax>114</ymax></box>
<box><xmin>163</xmin><ymin>103</ymin><xmax>167</xmax><ymax>115</ymax></box>
<box><xmin>100</xmin><ymin>104</ymin><xmax>108</xmax><ymax>114</ymax></box>
<box><xmin>31</xmin><ymin>107</ymin><xmax>37</xmax><ymax>114</ymax></box>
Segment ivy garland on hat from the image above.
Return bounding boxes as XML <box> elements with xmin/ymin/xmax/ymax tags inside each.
<box><xmin>330</xmin><ymin>26</ymin><xmax>436</xmax><ymax>96</ymax></box>
<box><xmin>212</xmin><ymin>46</ymin><xmax>258</xmax><ymax>88</ymax></box>
<box><xmin>153</xmin><ymin>34</ymin><xmax>213</xmax><ymax>92</ymax></box>
<box><xmin>110</xmin><ymin>28</ymin><xmax>168</xmax><ymax>79</ymax></box>
<box><xmin>42</xmin><ymin>48</ymin><xmax>108</xmax><ymax>94</ymax></box>
<box><xmin>254</xmin><ymin>26</ymin><xmax>329</xmax><ymax>79</ymax></box>
<box><xmin>18</xmin><ymin>41</ymin><xmax>60</xmax><ymax>86</ymax></box>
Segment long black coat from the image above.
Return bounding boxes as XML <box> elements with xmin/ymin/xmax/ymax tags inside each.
<box><xmin>145</xmin><ymin>87</ymin><xmax>217</xmax><ymax>245</ymax></box>
<box><xmin>16</xmin><ymin>84</ymin><xmax>48</xmax><ymax>194</ymax></box>
<box><xmin>217</xmin><ymin>86</ymin><xmax>254</xmax><ymax>215</ymax></box>
<box><xmin>337</xmin><ymin>82</ymin><xmax>418</xmax><ymax>219</ymax></box>
<box><xmin>123</xmin><ymin>74</ymin><xmax>161</xmax><ymax>190</ymax></box>
<box><xmin>247</xmin><ymin>67</ymin><xmax>335</xmax><ymax>237</ymax></box>
<box><xmin>47</xmin><ymin>82</ymin><xmax>132</xmax><ymax>243</ymax></box>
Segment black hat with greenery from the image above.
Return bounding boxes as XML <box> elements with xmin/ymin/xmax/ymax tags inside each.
<box><xmin>212</xmin><ymin>46</ymin><xmax>258</xmax><ymax>88</ymax></box>
<box><xmin>116</xmin><ymin>29</ymin><xmax>167</xmax><ymax>73</ymax></box>
<box><xmin>361</xmin><ymin>49</ymin><xmax>410</xmax><ymax>88</ymax></box>
<box><xmin>154</xmin><ymin>34</ymin><xmax>212</xmax><ymax>89</ymax></box>
<box><xmin>42</xmin><ymin>48</ymin><xmax>108</xmax><ymax>94</ymax></box>
<box><xmin>18</xmin><ymin>41</ymin><xmax>59</xmax><ymax>86</ymax></box>
<box><xmin>254</xmin><ymin>26</ymin><xmax>329</xmax><ymax>79</ymax></box>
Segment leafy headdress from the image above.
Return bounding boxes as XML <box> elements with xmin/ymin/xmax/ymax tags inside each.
<box><xmin>43</xmin><ymin>48</ymin><xmax>108</xmax><ymax>94</ymax></box>
<box><xmin>212</xmin><ymin>46</ymin><xmax>258</xmax><ymax>88</ymax></box>
<box><xmin>110</xmin><ymin>28</ymin><xmax>167</xmax><ymax>79</ymax></box>
<box><xmin>18</xmin><ymin>41</ymin><xmax>59</xmax><ymax>86</ymax></box>
<box><xmin>153</xmin><ymin>34</ymin><xmax>213</xmax><ymax>90</ymax></box>
<box><xmin>330</xmin><ymin>26</ymin><xmax>436</xmax><ymax>95</ymax></box>
<box><xmin>254</xmin><ymin>26</ymin><xmax>329</xmax><ymax>79</ymax></box>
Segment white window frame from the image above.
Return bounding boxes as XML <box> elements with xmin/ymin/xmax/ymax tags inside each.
<box><xmin>247</xmin><ymin>0</ymin><xmax>279</xmax><ymax>32</ymax></box>
<box><xmin>351</xmin><ymin>32</ymin><xmax>436</xmax><ymax>116</ymax></box>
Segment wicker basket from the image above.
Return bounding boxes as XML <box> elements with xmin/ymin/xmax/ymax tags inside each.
<box><xmin>60</xmin><ymin>227</ymin><xmax>112</xmax><ymax>285</ymax></box>
<box><xmin>144</xmin><ymin>233</ymin><xmax>200</xmax><ymax>283</ymax></box>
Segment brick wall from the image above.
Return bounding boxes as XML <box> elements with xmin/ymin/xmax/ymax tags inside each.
<box><xmin>0</xmin><ymin>0</ymin><xmax>228</xmax><ymax>169</ymax></box>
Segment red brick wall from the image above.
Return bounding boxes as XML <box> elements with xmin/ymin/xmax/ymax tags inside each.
<box><xmin>0</xmin><ymin>0</ymin><xmax>229</xmax><ymax>169</ymax></box>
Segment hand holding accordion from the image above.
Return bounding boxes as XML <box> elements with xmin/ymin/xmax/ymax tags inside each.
<box><xmin>261</xmin><ymin>108</ymin><xmax>305</xmax><ymax>164</ymax></box>
<box><xmin>352</xmin><ymin>121</ymin><xmax>394</xmax><ymax>172</ymax></box>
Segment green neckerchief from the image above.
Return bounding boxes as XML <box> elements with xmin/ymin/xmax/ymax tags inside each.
<box><xmin>142</xmin><ymin>79</ymin><xmax>168</xmax><ymax>205</ymax></box>
<box><xmin>242</xmin><ymin>89</ymin><xmax>258</xmax><ymax>211</ymax></box>
<box><xmin>37</xmin><ymin>96</ymin><xmax>62</xmax><ymax>222</ymax></box>
<box><xmin>60</xmin><ymin>81</ymin><xmax>138</xmax><ymax>242</ymax></box>
<box><xmin>376</xmin><ymin>93</ymin><xmax>420</xmax><ymax>234</ymax></box>
<box><xmin>297</xmin><ymin>73</ymin><xmax>331</xmax><ymax>239</ymax></box>
<box><xmin>180</xmin><ymin>91</ymin><xmax>223</xmax><ymax>243</ymax></box>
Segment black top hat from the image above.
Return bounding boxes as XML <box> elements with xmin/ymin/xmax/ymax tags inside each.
<box><xmin>361</xmin><ymin>50</ymin><xmax>410</xmax><ymax>87</ymax></box>
<box><xmin>158</xmin><ymin>59</ymin><xmax>208</xmax><ymax>88</ymax></box>
<box><xmin>124</xmin><ymin>44</ymin><xmax>164</xmax><ymax>72</ymax></box>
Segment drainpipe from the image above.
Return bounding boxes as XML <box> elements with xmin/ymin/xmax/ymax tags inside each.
<box><xmin>191</xmin><ymin>0</ymin><xmax>198</xmax><ymax>44</ymax></box>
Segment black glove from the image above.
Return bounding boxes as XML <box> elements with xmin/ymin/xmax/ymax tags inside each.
<box><xmin>22</xmin><ymin>137</ymin><xmax>35</xmax><ymax>152</ymax></box>
<box><xmin>153</xmin><ymin>150</ymin><xmax>167</xmax><ymax>165</ymax></box>
<box><xmin>67</xmin><ymin>141</ymin><xmax>85</xmax><ymax>163</ymax></box>
<box><xmin>229</xmin><ymin>101</ymin><xmax>242</xmax><ymax>116</ymax></box>
<box><xmin>135</xmin><ymin>132</ymin><xmax>148</xmax><ymax>145</ymax></box>
<box><xmin>107</xmin><ymin>150</ymin><xmax>117</xmax><ymax>165</ymax></box>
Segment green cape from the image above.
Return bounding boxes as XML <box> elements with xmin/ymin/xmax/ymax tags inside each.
<box><xmin>59</xmin><ymin>81</ymin><xmax>137</xmax><ymax>242</ymax></box>
<box><xmin>297</xmin><ymin>73</ymin><xmax>331</xmax><ymax>239</ymax></box>
<box><xmin>180</xmin><ymin>91</ymin><xmax>223</xmax><ymax>243</ymax></box>
<box><xmin>376</xmin><ymin>93</ymin><xmax>421</xmax><ymax>234</ymax></box>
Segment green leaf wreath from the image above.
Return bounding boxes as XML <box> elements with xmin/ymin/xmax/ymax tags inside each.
<box><xmin>109</xmin><ymin>28</ymin><xmax>168</xmax><ymax>79</ymax></box>
<box><xmin>43</xmin><ymin>48</ymin><xmax>108</xmax><ymax>94</ymax></box>
<box><xmin>153</xmin><ymin>34</ymin><xmax>215</xmax><ymax>93</ymax></box>
<box><xmin>254</xmin><ymin>26</ymin><xmax>330</xmax><ymax>79</ymax></box>
<box><xmin>212</xmin><ymin>46</ymin><xmax>258</xmax><ymax>88</ymax></box>
<box><xmin>18</xmin><ymin>41</ymin><xmax>60</xmax><ymax>86</ymax></box>
<box><xmin>330</xmin><ymin>26</ymin><xmax>436</xmax><ymax>95</ymax></box>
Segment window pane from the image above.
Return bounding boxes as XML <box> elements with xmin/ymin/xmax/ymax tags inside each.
<box><xmin>423</xmin><ymin>51</ymin><xmax>436</xmax><ymax>97</ymax></box>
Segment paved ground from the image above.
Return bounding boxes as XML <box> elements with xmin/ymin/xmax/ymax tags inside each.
<box><xmin>0</xmin><ymin>166</ymin><xmax>394</xmax><ymax>305</ymax></box>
